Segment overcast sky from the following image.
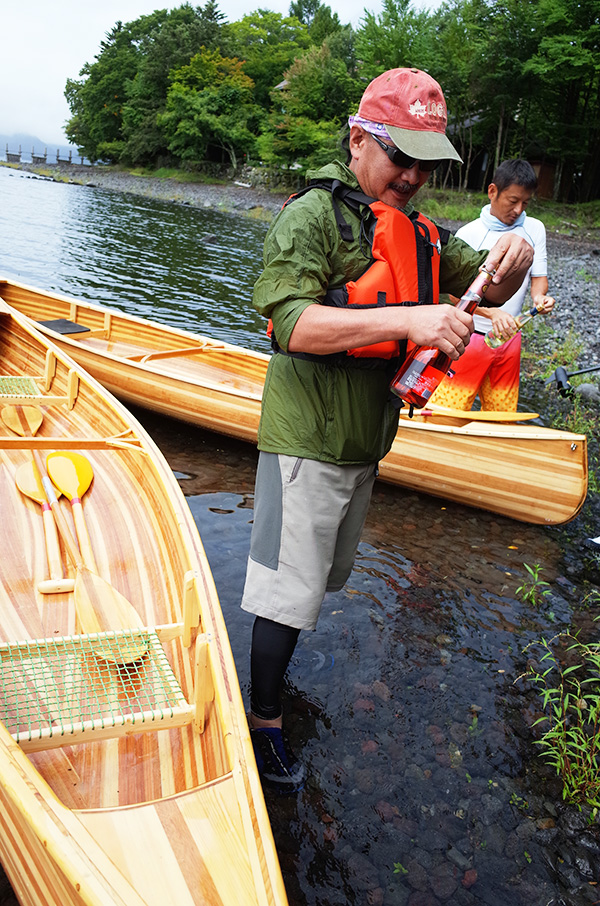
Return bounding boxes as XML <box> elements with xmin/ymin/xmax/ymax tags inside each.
<box><xmin>2</xmin><ymin>0</ymin><xmax>438</xmax><ymax>147</ymax></box>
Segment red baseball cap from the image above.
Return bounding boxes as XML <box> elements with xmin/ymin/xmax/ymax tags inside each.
<box><xmin>357</xmin><ymin>68</ymin><xmax>462</xmax><ymax>162</ymax></box>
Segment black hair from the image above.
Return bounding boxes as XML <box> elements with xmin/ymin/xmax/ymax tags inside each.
<box><xmin>340</xmin><ymin>129</ymin><xmax>351</xmax><ymax>164</ymax></box>
<box><xmin>491</xmin><ymin>159</ymin><xmax>538</xmax><ymax>193</ymax></box>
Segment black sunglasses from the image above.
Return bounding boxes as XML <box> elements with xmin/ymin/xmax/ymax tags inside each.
<box><xmin>370</xmin><ymin>133</ymin><xmax>442</xmax><ymax>172</ymax></box>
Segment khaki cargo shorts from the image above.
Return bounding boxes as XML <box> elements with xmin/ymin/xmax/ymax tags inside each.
<box><xmin>241</xmin><ymin>452</ymin><xmax>377</xmax><ymax>631</ymax></box>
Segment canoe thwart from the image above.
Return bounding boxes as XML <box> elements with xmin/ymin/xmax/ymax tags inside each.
<box><xmin>127</xmin><ymin>344</ymin><xmax>212</xmax><ymax>364</ymax></box>
<box><xmin>0</xmin><ymin>628</ymin><xmax>210</xmax><ymax>753</ymax></box>
<box><xmin>0</xmin><ymin>434</ymin><xmax>145</xmax><ymax>451</ymax></box>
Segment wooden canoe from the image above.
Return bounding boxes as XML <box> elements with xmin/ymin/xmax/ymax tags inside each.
<box><xmin>0</xmin><ymin>299</ymin><xmax>288</xmax><ymax>906</ymax></box>
<box><xmin>0</xmin><ymin>277</ymin><xmax>587</xmax><ymax>526</ymax></box>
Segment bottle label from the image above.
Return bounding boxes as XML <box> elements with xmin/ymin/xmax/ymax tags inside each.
<box><xmin>400</xmin><ymin>371</ymin><xmax>439</xmax><ymax>398</ymax></box>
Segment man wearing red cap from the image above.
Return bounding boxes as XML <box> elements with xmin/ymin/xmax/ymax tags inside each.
<box><xmin>242</xmin><ymin>68</ymin><xmax>533</xmax><ymax>794</ymax></box>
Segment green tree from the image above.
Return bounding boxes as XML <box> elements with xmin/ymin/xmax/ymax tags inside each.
<box><xmin>475</xmin><ymin>0</ymin><xmax>539</xmax><ymax>175</ymax></box>
<box><xmin>160</xmin><ymin>48</ymin><xmax>262</xmax><ymax>169</ymax></box>
<box><xmin>524</xmin><ymin>0</ymin><xmax>600</xmax><ymax>201</ymax></box>
<box><xmin>427</xmin><ymin>0</ymin><xmax>490</xmax><ymax>188</ymax></box>
<box><xmin>64</xmin><ymin>19</ymin><xmax>149</xmax><ymax>162</ymax></box>
<box><xmin>289</xmin><ymin>0</ymin><xmax>343</xmax><ymax>43</ymax></box>
<box><xmin>259</xmin><ymin>42</ymin><xmax>357</xmax><ymax>172</ymax></box>
<box><xmin>257</xmin><ymin>113</ymin><xmax>342</xmax><ymax>170</ymax></box>
<box><xmin>280</xmin><ymin>43</ymin><xmax>358</xmax><ymax>121</ymax></box>
<box><xmin>228</xmin><ymin>10</ymin><xmax>311</xmax><ymax>108</ymax></box>
<box><xmin>324</xmin><ymin>25</ymin><xmax>358</xmax><ymax>76</ymax></box>
<box><xmin>354</xmin><ymin>0</ymin><xmax>434</xmax><ymax>81</ymax></box>
<box><xmin>120</xmin><ymin>3</ymin><xmax>228</xmax><ymax>165</ymax></box>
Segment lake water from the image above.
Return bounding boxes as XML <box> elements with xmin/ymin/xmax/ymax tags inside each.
<box><xmin>1</xmin><ymin>164</ymin><xmax>599</xmax><ymax>906</ymax></box>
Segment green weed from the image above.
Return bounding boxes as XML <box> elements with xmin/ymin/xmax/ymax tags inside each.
<box><xmin>516</xmin><ymin>563</ymin><xmax>552</xmax><ymax>607</ymax></box>
<box><xmin>520</xmin><ymin>628</ymin><xmax>600</xmax><ymax>810</ymax></box>
<box><xmin>509</xmin><ymin>791</ymin><xmax>529</xmax><ymax>811</ymax></box>
<box><xmin>575</xmin><ymin>268</ymin><xmax>599</xmax><ymax>284</ymax></box>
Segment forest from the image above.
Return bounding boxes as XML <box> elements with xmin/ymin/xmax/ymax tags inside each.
<box><xmin>64</xmin><ymin>0</ymin><xmax>600</xmax><ymax>202</ymax></box>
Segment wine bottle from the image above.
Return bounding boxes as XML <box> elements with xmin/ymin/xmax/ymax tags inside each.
<box><xmin>484</xmin><ymin>302</ymin><xmax>543</xmax><ymax>349</ymax></box>
<box><xmin>390</xmin><ymin>265</ymin><xmax>495</xmax><ymax>408</ymax></box>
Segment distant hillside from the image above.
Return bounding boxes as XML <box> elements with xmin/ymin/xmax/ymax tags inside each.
<box><xmin>0</xmin><ymin>132</ymin><xmax>83</xmax><ymax>163</ymax></box>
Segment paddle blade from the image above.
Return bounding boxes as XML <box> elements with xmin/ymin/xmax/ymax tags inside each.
<box><xmin>15</xmin><ymin>461</ymin><xmax>47</xmax><ymax>504</ymax></box>
<box><xmin>410</xmin><ymin>403</ymin><xmax>539</xmax><ymax>422</ymax></box>
<box><xmin>75</xmin><ymin>567</ymin><xmax>147</xmax><ymax>664</ymax></box>
<box><xmin>46</xmin><ymin>451</ymin><xmax>94</xmax><ymax>500</ymax></box>
<box><xmin>16</xmin><ymin>461</ymin><xmax>64</xmax><ymax>505</ymax></box>
<box><xmin>1</xmin><ymin>405</ymin><xmax>43</xmax><ymax>437</ymax></box>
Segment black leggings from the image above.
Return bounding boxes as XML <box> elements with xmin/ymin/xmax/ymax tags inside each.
<box><xmin>250</xmin><ymin>616</ymin><xmax>301</xmax><ymax>721</ymax></box>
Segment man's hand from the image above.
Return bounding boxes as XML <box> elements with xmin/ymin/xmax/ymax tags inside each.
<box><xmin>483</xmin><ymin>234</ymin><xmax>534</xmax><ymax>285</ymax></box>
<box><xmin>533</xmin><ymin>293</ymin><xmax>555</xmax><ymax>313</ymax></box>
<box><xmin>486</xmin><ymin>308</ymin><xmax>518</xmax><ymax>341</ymax></box>
<box><xmin>403</xmin><ymin>304</ymin><xmax>473</xmax><ymax>361</ymax></box>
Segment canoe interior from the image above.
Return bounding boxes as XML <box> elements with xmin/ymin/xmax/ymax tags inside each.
<box><xmin>0</xmin><ymin>305</ymin><xmax>287</xmax><ymax>905</ymax></box>
<box><xmin>0</xmin><ymin>278</ymin><xmax>588</xmax><ymax>526</ymax></box>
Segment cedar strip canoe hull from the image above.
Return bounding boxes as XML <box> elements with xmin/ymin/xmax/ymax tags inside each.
<box><xmin>0</xmin><ymin>300</ymin><xmax>288</xmax><ymax>906</ymax></box>
<box><xmin>0</xmin><ymin>278</ymin><xmax>587</xmax><ymax>525</ymax></box>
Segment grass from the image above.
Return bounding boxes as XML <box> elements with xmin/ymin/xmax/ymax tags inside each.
<box><xmin>516</xmin><ymin>563</ymin><xmax>552</xmax><ymax>607</ymax></box>
<box><xmin>127</xmin><ymin>166</ymin><xmax>229</xmax><ymax>185</ymax></box>
<box><xmin>416</xmin><ymin>186</ymin><xmax>483</xmax><ymax>223</ymax></box>
<box><xmin>520</xmin><ymin>623</ymin><xmax>600</xmax><ymax>813</ymax></box>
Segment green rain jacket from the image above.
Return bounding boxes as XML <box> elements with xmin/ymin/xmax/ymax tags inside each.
<box><xmin>253</xmin><ymin>161</ymin><xmax>487</xmax><ymax>465</ymax></box>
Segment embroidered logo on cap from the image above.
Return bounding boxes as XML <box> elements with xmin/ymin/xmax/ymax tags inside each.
<box><xmin>409</xmin><ymin>98</ymin><xmax>447</xmax><ymax>122</ymax></box>
<box><xmin>409</xmin><ymin>99</ymin><xmax>427</xmax><ymax>118</ymax></box>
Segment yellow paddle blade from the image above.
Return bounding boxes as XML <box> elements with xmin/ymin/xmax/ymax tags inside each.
<box><xmin>15</xmin><ymin>461</ymin><xmax>62</xmax><ymax>505</ymax></box>
<box><xmin>1</xmin><ymin>405</ymin><xmax>43</xmax><ymax>437</ymax></box>
<box><xmin>406</xmin><ymin>404</ymin><xmax>539</xmax><ymax>422</ymax></box>
<box><xmin>75</xmin><ymin>567</ymin><xmax>148</xmax><ymax>664</ymax></box>
<box><xmin>15</xmin><ymin>461</ymin><xmax>46</xmax><ymax>504</ymax></box>
<box><xmin>46</xmin><ymin>451</ymin><xmax>94</xmax><ymax>500</ymax></box>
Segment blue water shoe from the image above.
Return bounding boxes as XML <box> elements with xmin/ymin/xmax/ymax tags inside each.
<box><xmin>250</xmin><ymin>727</ymin><xmax>306</xmax><ymax>795</ymax></box>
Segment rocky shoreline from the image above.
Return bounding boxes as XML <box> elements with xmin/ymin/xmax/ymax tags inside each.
<box><xmin>13</xmin><ymin>161</ymin><xmax>289</xmax><ymax>217</ymax></box>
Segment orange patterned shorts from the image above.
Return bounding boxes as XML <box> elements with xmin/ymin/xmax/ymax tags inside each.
<box><xmin>430</xmin><ymin>332</ymin><xmax>521</xmax><ymax>411</ymax></box>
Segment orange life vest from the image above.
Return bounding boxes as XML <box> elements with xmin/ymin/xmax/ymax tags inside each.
<box><xmin>268</xmin><ymin>180</ymin><xmax>447</xmax><ymax>364</ymax></box>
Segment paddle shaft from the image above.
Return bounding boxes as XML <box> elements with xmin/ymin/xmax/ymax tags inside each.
<box><xmin>2</xmin><ymin>405</ymin><xmax>67</xmax><ymax>584</ymax></box>
<box><xmin>68</xmin><ymin>497</ymin><xmax>97</xmax><ymax>572</ymax></box>
<box><xmin>31</xmin><ymin>452</ymin><xmax>85</xmax><ymax>571</ymax></box>
<box><xmin>39</xmin><ymin>485</ymin><xmax>63</xmax><ymax>579</ymax></box>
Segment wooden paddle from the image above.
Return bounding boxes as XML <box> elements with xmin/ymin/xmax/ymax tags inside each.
<box><xmin>15</xmin><ymin>461</ymin><xmax>75</xmax><ymax>595</ymax></box>
<box><xmin>2</xmin><ymin>406</ymin><xmax>146</xmax><ymax>664</ymax></box>
<box><xmin>45</xmin><ymin>451</ymin><xmax>96</xmax><ymax>571</ymax></box>
<box><xmin>403</xmin><ymin>403</ymin><xmax>539</xmax><ymax>422</ymax></box>
<box><xmin>42</xmin><ymin>452</ymin><xmax>147</xmax><ymax>664</ymax></box>
<box><xmin>2</xmin><ymin>405</ymin><xmax>72</xmax><ymax>594</ymax></box>
<box><xmin>2</xmin><ymin>404</ymin><xmax>43</xmax><ymax>438</ymax></box>
<box><xmin>41</xmin><ymin>473</ymin><xmax>147</xmax><ymax>664</ymax></box>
